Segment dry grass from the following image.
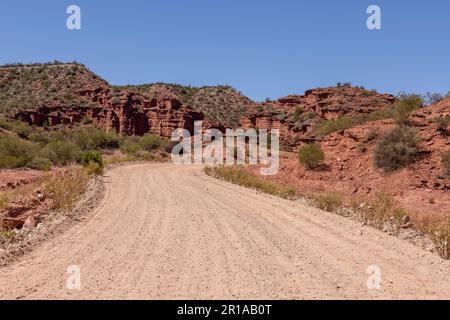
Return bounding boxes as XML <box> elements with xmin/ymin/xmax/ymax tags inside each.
<box><xmin>0</xmin><ymin>229</ymin><xmax>15</xmax><ymax>241</ymax></box>
<box><xmin>351</xmin><ymin>193</ymin><xmax>450</xmax><ymax>260</ymax></box>
<box><xmin>351</xmin><ymin>192</ymin><xmax>406</xmax><ymax>228</ymax></box>
<box><xmin>2</xmin><ymin>166</ymin><xmax>91</xmax><ymax>214</ymax></box>
<box><xmin>415</xmin><ymin>216</ymin><xmax>450</xmax><ymax>260</ymax></box>
<box><xmin>41</xmin><ymin>167</ymin><xmax>90</xmax><ymax>211</ymax></box>
<box><xmin>0</xmin><ymin>192</ymin><xmax>9</xmax><ymax>211</ymax></box>
<box><xmin>308</xmin><ymin>192</ymin><xmax>343</xmax><ymax>212</ymax></box>
<box><xmin>206</xmin><ymin>165</ymin><xmax>450</xmax><ymax>260</ymax></box>
<box><xmin>204</xmin><ymin>165</ymin><xmax>297</xmax><ymax>200</ymax></box>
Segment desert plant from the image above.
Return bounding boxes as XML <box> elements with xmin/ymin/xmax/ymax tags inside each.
<box><xmin>0</xmin><ymin>230</ymin><xmax>15</xmax><ymax>241</ymax></box>
<box><xmin>298</xmin><ymin>143</ymin><xmax>325</xmax><ymax>169</ymax></box>
<box><xmin>296</xmin><ymin>111</ymin><xmax>316</xmax><ymax>124</ymax></box>
<box><xmin>279</xmin><ymin>186</ymin><xmax>297</xmax><ymax>200</ymax></box>
<box><xmin>69</xmin><ymin>127</ymin><xmax>120</xmax><ymax>150</ymax></box>
<box><xmin>417</xmin><ymin>216</ymin><xmax>450</xmax><ymax>260</ymax></box>
<box><xmin>435</xmin><ymin>115</ymin><xmax>450</xmax><ymax>136</ymax></box>
<box><xmin>316</xmin><ymin>116</ymin><xmax>354</xmax><ymax>136</ymax></box>
<box><xmin>352</xmin><ymin>192</ymin><xmax>406</xmax><ymax>228</ymax></box>
<box><xmin>120</xmin><ymin>137</ymin><xmax>143</xmax><ymax>155</ymax></box>
<box><xmin>204</xmin><ymin>166</ymin><xmax>296</xmax><ymax>199</ymax></box>
<box><xmin>0</xmin><ymin>118</ymin><xmax>32</xmax><ymax>138</ymax></box>
<box><xmin>139</xmin><ymin>134</ymin><xmax>162</xmax><ymax>151</ymax></box>
<box><xmin>41</xmin><ymin>167</ymin><xmax>90</xmax><ymax>210</ymax></box>
<box><xmin>364</xmin><ymin>128</ymin><xmax>379</xmax><ymax>142</ymax></box>
<box><xmin>293</xmin><ymin>106</ymin><xmax>305</xmax><ymax>121</ymax></box>
<box><xmin>0</xmin><ymin>192</ymin><xmax>9</xmax><ymax>211</ymax></box>
<box><xmin>0</xmin><ymin>136</ymin><xmax>37</xmax><ymax>168</ymax></box>
<box><xmin>432</xmin><ymin>226</ymin><xmax>450</xmax><ymax>260</ymax></box>
<box><xmin>442</xmin><ymin>150</ymin><xmax>450</xmax><ymax>176</ymax></box>
<box><xmin>391</xmin><ymin>93</ymin><xmax>424</xmax><ymax>124</ymax></box>
<box><xmin>28</xmin><ymin>157</ymin><xmax>52</xmax><ymax>171</ymax></box>
<box><xmin>84</xmin><ymin>161</ymin><xmax>103</xmax><ymax>175</ymax></box>
<box><xmin>310</xmin><ymin>192</ymin><xmax>342</xmax><ymax>212</ymax></box>
<box><xmin>425</xmin><ymin>92</ymin><xmax>445</xmax><ymax>105</ymax></box>
<box><xmin>80</xmin><ymin>150</ymin><xmax>103</xmax><ymax>168</ymax></box>
<box><xmin>40</xmin><ymin>141</ymin><xmax>81</xmax><ymax>165</ymax></box>
<box><xmin>374</xmin><ymin>126</ymin><xmax>420</xmax><ymax>172</ymax></box>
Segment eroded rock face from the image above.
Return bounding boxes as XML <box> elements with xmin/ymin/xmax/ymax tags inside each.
<box><xmin>302</xmin><ymin>86</ymin><xmax>395</xmax><ymax>118</ymax></box>
<box><xmin>241</xmin><ymin>86</ymin><xmax>395</xmax><ymax>148</ymax></box>
<box><xmin>14</xmin><ymin>82</ymin><xmax>394</xmax><ymax>149</ymax></box>
<box><xmin>15</xmin><ymin>85</ymin><xmax>222</xmax><ymax>137</ymax></box>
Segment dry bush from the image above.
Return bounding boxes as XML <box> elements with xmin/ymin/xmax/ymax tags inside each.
<box><xmin>0</xmin><ymin>192</ymin><xmax>9</xmax><ymax>211</ymax></box>
<box><xmin>442</xmin><ymin>150</ymin><xmax>450</xmax><ymax>176</ymax></box>
<box><xmin>309</xmin><ymin>192</ymin><xmax>343</xmax><ymax>212</ymax></box>
<box><xmin>298</xmin><ymin>143</ymin><xmax>325</xmax><ymax>169</ymax></box>
<box><xmin>41</xmin><ymin>167</ymin><xmax>90</xmax><ymax>210</ymax></box>
<box><xmin>374</xmin><ymin>126</ymin><xmax>420</xmax><ymax>172</ymax></box>
<box><xmin>416</xmin><ymin>216</ymin><xmax>450</xmax><ymax>260</ymax></box>
<box><xmin>316</xmin><ymin>117</ymin><xmax>354</xmax><ymax>136</ymax></box>
<box><xmin>351</xmin><ymin>192</ymin><xmax>406</xmax><ymax>228</ymax></box>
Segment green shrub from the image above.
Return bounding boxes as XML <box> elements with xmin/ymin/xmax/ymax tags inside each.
<box><xmin>310</xmin><ymin>192</ymin><xmax>343</xmax><ymax>212</ymax></box>
<box><xmin>139</xmin><ymin>134</ymin><xmax>162</xmax><ymax>151</ymax></box>
<box><xmin>84</xmin><ymin>161</ymin><xmax>103</xmax><ymax>175</ymax></box>
<box><xmin>316</xmin><ymin>117</ymin><xmax>354</xmax><ymax>136</ymax></box>
<box><xmin>80</xmin><ymin>150</ymin><xmax>103</xmax><ymax>168</ymax></box>
<box><xmin>298</xmin><ymin>143</ymin><xmax>325</xmax><ymax>169</ymax></box>
<box><xmin>0</xmin><ymin>136</ymin><xmax>37</xmax><ymax>168</ymax></box>
<box><xmin>0</xmin><ymin>118</ymin><xmax>32</xmax><ymax>138</ymax></box>
<box><xmin>435</xmin><ymin>115</ymin><xmax>450</xmax><ymax>136</ymax></box>
<box><xmin>296</xmin><ymin>111</ymin><xmax>316</xmax><ymax>124</ymax></box>
<box><xmin>374</xmin><ymin>126</ymin><xmax>420</xmax><ymax>172</ymax></box>
<box><xmin>28</xmin><ymin>157</ymin><xmax>52</xmax><ymax>171</ymax></box>
<box><xmin>293</xmin><ymin>106</ymin><xmax>305</xmax><ymax>121</ymax></box>
<box><xmin>120</xmin><ymin>137</ymin><xmax>143</xmax><ymax>155</ymax></box>
<box><xmin>279</xmin><ymin>186</ymin><xmax>297</xmax><ymax>200</ymax></box>
<box><xmin>0</xmin><ymin>192</ymin><xmax>9</xmax><ymax>211</ymax></box>
<box><xmin>163</xmin><ymin>141</ymin><xmax>179</xmax><ymax>154</ymax></box>
<box><xmin>69</xmin><ymin>127</ymin><xmax>120</xmax><ymax>150</ymax></box>
<box><xmin>40</xmin><ymin>141</ymin><xmax>80</xmax><ymax>165</ymax></box>
<box><xmin>391</xmin><ymin>93</ymin><xmax>424</xmax><ymax>124</ymax></box>
<box><xmin>442</xmin><ymin>150</ymin><xmax>450</xmax><ymax>176</ymax></box>
<box><xmin>27</xmin><ymin>131</ymin><xmax>51</xmax><ymax>144</ymax></box>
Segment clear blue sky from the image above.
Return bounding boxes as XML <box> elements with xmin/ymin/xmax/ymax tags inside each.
<box><xmin>1</xmin><ymin>0</ymin><xmax>449</xmax><ymax>101</ymax></box>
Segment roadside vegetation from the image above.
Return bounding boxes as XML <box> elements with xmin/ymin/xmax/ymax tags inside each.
<box><xmin>204</xmin><ymin>166</ymin><xmax>297</xmax><ymax>200</ymax></box>
<box><xmin>206</xmin><ymin>165</ymin><xmax>450</xmax><ymax>260</ymax></box>
<box><xmin>0</xmin><ymin>118</ymin><xmax>171</xmax><ymax>171</ymax></box>
<box><xmin>308</xmin><ymin>192</ymin><xmax>342</xmax><ymax>212</ymax></box>
<box><xmin>0</xmin><ymin>118</ymin><xmax>172</xmax><ymax>236</ymax></box>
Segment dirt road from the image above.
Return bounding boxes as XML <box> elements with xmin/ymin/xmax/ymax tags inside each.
<box><xmin>0</xmin><ymin>164</ymin><xmax>449</xmax><ymax>299</ymax></box>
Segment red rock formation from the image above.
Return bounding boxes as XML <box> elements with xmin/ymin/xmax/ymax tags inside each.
<box><xmin>246</xmin><ymin>99</ymin><xmax>450</xmax><ymax>216</ymax></box>
<box><xmin>241</xmin><ymin>86</ymin><xmax>395</xmax><ymax>148</ymax></box>
<box><xmin>15</xmin><ymin>86</ymin><xmax>223</xmax><ymax>137</ymax></box>
<box><xmin>14</xmin><ymin>83</ymin><xmax>394</xmax><ymax>149</ymax></box>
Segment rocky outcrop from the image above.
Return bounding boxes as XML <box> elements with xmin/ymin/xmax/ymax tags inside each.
<box><xmin>245</xmin><ymin>98</ymin><xmax>450</xmax><ymax>216</ymax></box>
<box><xmin>15</xmin><ymin>86</ymin><xmax>223</xmax><ymax>138</ymax></box>
<box><xmin>7</xmin><ymin>64</ymin><xmax>394</xmax><ymax>147</ymax></box>
<box><xmin>240</xmin><ymin>85</ymin><xmax>395</xmax><ymax>148</ymax></box>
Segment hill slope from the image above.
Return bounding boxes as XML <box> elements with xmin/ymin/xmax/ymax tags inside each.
<box><xmin>0</xmin><ymin>62</ymin><xmax>108</xmax><ymax>115</ymax></box>
<box><xmin>117</xmin><ymin>83</ymin><xmax>256</xmax><ymax>128</ymax></box>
